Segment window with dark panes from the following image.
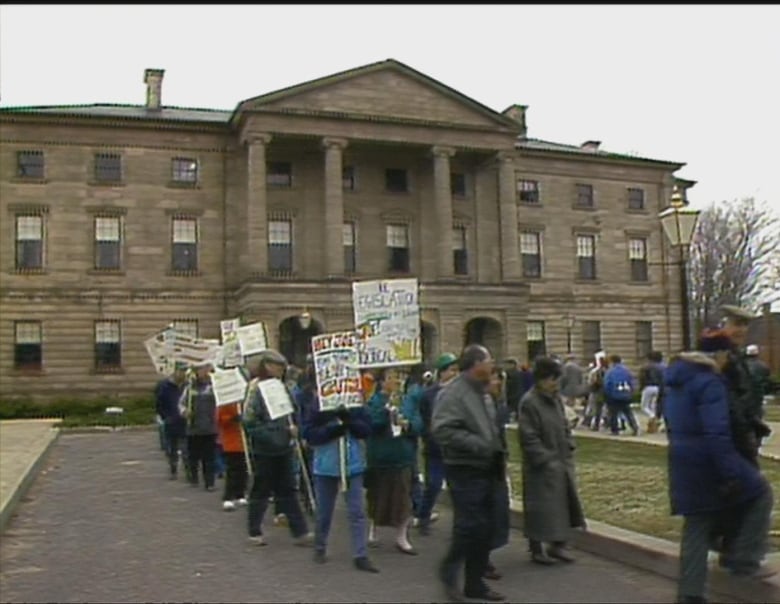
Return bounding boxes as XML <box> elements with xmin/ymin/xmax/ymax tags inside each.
<box><xmin>386</xmin><ymin>224</ymin><xmax>410</xmax><ymax>272</ymax></box>
<box><xmin>520</xmin><ymin>231</ymin><xmax>542</xmax><ymax>278</ymax></box>
<box><xmin>172</xmin><ymin>217</ymin><xmax>198</xmax><ymax>272</ymax></box>
<box><xmin>172</xmin><ymin>319</ymin><xmax>198</xmax><ymax>339</ymax></box>
<box><xmin>576</xmin><ymin>183</ymin><xmax>594</xmax><ymax>208</ymax></box>
<box><xmin>581</xmin><ymin>321</ymin><xmax>602</xmax><ymax>361</ymax></box>
<box><xmin>453</xmin><ymin>227</ymin><xmax>468</xmax><ymax>275</ymax></box>
<box><xmin>95</xmin><ymin>320</ymin><xmax>121</xmax><ymax>369</ymax></box>
<box><xmin>94</xmin><ymin>216</ymin><xmax>121</xmax><ymax>270</ymax></box>
<box><xmin>267</xmin><ymin>162</ymin><xmax>292</xmax><ymax>187</ymax></box>
<box><xmin>172</xmin><ymin>158</ymin><xmax>198</xmax><ymax>183</ymax></box>
<box><xmin>527</xmin><ymin>321</ymin><xmax>547</xmax><ymax>361</ymax></box>
<box><xmin>517</xmin><ymin>179</ymin><xmax>540</xmax><ymax>203</ymax></box>
<box><xmin>385</xmin><ymin>169</ymin><xmax>408</xmax><ymax>193</ymax></box>
<box><xmin>629</xmin><ymin>238</ymin><xmax>648</xmax><ymax>282</ymax></box>
<box><xmin>94</xmin><ymin>153</ymin><xmax>122</xmax><ymax>182</ymax></box>
<box><xmin>343</xmin><ymin>222</ymin><xmax>356</xmax><ymax>274</ymax></box>
<box><xmin>451</xmin><ymin>172</ymin><xmax>466</xmax><ymax>197</ymax></box>
<box><xmin>268</xmin><ymin>220</ymin><xmax>293</xmax><ymax>272</ymax></box>
<box><xmin>577</xmin><ymin>234</ymin><xmax>597</xmax><ymax>279</ymax></box>
<box><xmin>628</xmin><ymin>188</ymin><xmax>645</xmax><ymax>210</ymax></box>
<box><xmin>343</xmin><ymin>166</ymin><xmax>356</xmax><ymax>191</ymax></box>
<box><xmin>635</xmin><ymin>321</ymin><xmax>653</xmax><ymax>360</ymax></box>
<box><xmin>15</xmin><ymin>215</ymin><xmax>43</xmax><ymax>270</ymax></box>
<box><xmin>17</xmin><ymin>151</ymin><xmax>44</xmax><ymax>178</ymax></box>
<box><xmin>14</xmin><ymin>321</ymin><xmax>42</xmax><ymax>369</ymax></box>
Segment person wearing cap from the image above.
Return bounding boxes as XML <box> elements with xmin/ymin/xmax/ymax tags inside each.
<box><xmin>154</xmin><ymin>361</ymin><xmax>188</xmax><ymax>479</ymax></box>
<box><xmin>663</xmin><ymin>328</ymin><xmax>773</xmax><ymax>603</ymax></box>
<box><xmin>745</xmin><ymin>344</ymin><xmax>772</xmax><ymax>406</ymax></box>
<box><xmin>242</xmin><ymin>349</ymin><xmax>313</xmax><ymax>547</ymax></box>
<box><xmin>416</xmin><ymin>352</ymin><xmax>459</xmax><ymax>535</ymax></box>
<box><xmin>179</xmin><ymin>360</ymin><xmax>219</xmax><ymax>490</ymax></box>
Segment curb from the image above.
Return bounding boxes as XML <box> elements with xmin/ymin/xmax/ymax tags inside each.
<box><xmin>0</xmin><ymin>427</ymin><xmax>61</xmax><ymax>535</ymax></box>
<box><xmin>60</xmin><ymin>424</ymin><xmax>156</xmax><ymax>435</ymax></box>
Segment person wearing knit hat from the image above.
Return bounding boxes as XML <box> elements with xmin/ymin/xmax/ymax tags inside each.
<box><xmin>663</xmin><ymin>328</ymin><xmax>774</xmax><ymax>603</ymax></box>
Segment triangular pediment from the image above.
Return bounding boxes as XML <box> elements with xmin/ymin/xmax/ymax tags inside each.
<box><xmin>235</xmin><ymin>60</ymin><xmax>518</xmax><ymax>131</ymax></box>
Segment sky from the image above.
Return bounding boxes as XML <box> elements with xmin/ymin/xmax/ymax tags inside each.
<box><xmin>1</xmin><ymin>4</ymin><xmax>779</xmax><ymax>217</ymax></box>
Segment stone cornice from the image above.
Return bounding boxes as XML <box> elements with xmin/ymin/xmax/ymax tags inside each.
<box><xmin>321</xmin><ymin>137</ymin><xmax>349</xmax><ymax>150</ymax></box>
<box><xmin>241</xmin><ymin>132</ymin><xmax>273</xmax><ymax>147</ymax></box>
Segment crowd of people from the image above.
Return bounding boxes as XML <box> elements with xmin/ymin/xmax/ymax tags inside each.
<box><xmin>152</xmin><ymin>304</ymin><xmax>775</xmax><ymax>604</ymax></box>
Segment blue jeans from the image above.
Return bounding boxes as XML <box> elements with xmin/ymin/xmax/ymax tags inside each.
<box><xmin>313</xmin><ymin>473</ymin><xmax>367</xmax><ymax>559</ymax></box>
<box><xmin>418</xmin><ymin>455</ymin><xmax>445</xmax><ymax>524</ymax></box>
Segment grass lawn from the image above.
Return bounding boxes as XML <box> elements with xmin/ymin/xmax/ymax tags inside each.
<box><xmin>505</xmin><ymin>430</ymin><xmax>780</xmax><ymax>549</ymax></box>
<box><xmin>764</xmin><ymin>403</ymin><xmax>780</xmax><ymax>423</ymax></box>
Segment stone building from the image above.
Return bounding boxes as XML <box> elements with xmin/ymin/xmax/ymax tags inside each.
<box><xmin>0</xmin><ymin>59</ymin><xmax>693</xmax><ymax>400</ymax></box>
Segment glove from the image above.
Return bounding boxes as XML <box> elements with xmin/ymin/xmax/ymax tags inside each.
<box><xmin>331</xmin><ymin>422</ymin><xmax>347</xmax><ymax>439</ymax></box>
<box><xmin>336</xmin><ymin>405</ymin><xmax>350</xmax><ymax>423</ymax></box>
<box><xmin>231</xmin><ymin>413</ymin><xmax>242</xmax><ymax>423</ymax></box>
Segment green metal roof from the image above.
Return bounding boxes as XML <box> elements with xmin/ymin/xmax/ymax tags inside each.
<box><xmin>0</xmin><ymin>103</ymin><xmax>232</xmax><ymax>123</ymax></box>
<box><xmin>518</xmin><ymin>137</ymin><xmax>684</xmax><ymax>167</ymax></box>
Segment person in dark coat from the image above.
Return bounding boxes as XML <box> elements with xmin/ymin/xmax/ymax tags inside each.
<box><xmin>517</xmin><ymin>357</ymin><xmax>586</xmax><ymax>565</ymax></box>
<box><xmin>154</xmin><ymin>361</ymin><xmax>188</xmax><ymax>479</ymax></box>
<box><xmin>179</xmin><ymin>360</ymin><xmax>218</xmax><ymax>490</ymax></box>
<box><xmin>503</xmin><ymin>358</ymin><xmax>523</xmax><ymax>422</ymax></box>
<box><xmin>663</xmin><ymin>329</ymin><xmax>773</xmax><ymax>604</ymax></box>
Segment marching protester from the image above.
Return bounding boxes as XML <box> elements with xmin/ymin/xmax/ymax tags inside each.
<box><xmin>603</xmin><ymin>354</ymin><xmax>640</xmax><ymax>436</ymax></box>
<box><xmin>242</xmin><ymin>349</ymin><xmax>313</xmax><ymax>547</ymax></box>
<box><xmin>154</xmin><ymin>361</ymin><xmax>188</xmax><ymax>479</ymax></box>
<box><xmin>583</xmin><ymin>354</ymin><xmax>608</xmax><ymax>431</ymax></box>
<box><xmin>517</xmin><ymin>357</ymin><xmax>586</xmax><ymax>566</ymax></box>
<box><xmin>416</xmin><ymin>352</ymin><xmax>459</xmax><ymax>536</ymax></box>
<box><xmin>559</xmin><ymin>354</ymin><xmax>586</xmax><ymax>415</ymax></box>
<box><xmin>300</xmin><ymin>396</ymin><xmax>379</xmax><ymax>573</ymax></box>
<box><xmin>365</xmin><ymin>368</ymin><xmax>421</xmax><ymax>555</ymax></box>
<box><xmin>180</xmin><ymin>360</ymin><xmax>219</xmax><ymax>490</ymax></box>
<box><xmin>432</xmin><ymin>344</ymin><xmax>506</xmax><ymax>602</ymax></box>
<box><xmin>663</xmin><ymin>328</ymin><xmax>774</xmax><ymax>604</ymax></box>
<box><xmin>216</xmin><ymin>400</ymin><xmax>248</xmax><ymax>510</ymax></box>
<box><xmin>401</xmin><ymin>364</ymin><xmax>426</xmax><ymax>525</ymax></box>
<box><xmin>639</xmin><ymin>351</ymin><xmax>666</xmax><ymax>432</ymax></box>
<box><xmin>745</xmin><ymin>344</ymin><xmax>772</xmax><ymax>408</ymax></box>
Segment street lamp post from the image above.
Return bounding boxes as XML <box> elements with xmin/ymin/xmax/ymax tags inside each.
<box><xmin>658</xmin><ymin>187</ymin><xmax>701</xmax><ymax>351</ymax></box>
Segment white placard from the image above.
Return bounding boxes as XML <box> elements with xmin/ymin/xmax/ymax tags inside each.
<box><xmin>210</xmin><ymin>367</ymin><xmax>249</xmax><ymax>407</ymax></box>
<box><xmin>311</xmin><ymin>331</ymin><xmax>363</xmax><ymax>411</ymax></box>
<box><xmin>219</xmin><ymin>318</ymin><xmax>243</xmax><ymax>368</ymax></box>
<box><xmin>170</xmin><ymin>332</ymin><xmax>220</xmax><ymax>365</ymax></box>
<box><xmin>257</xmin><ymin>378</ymin><xmax>295</xmax><ymax>420</ymax></box>
<box><xmin>236</xmin><ymin>322</ymin><xmax>268</xmax><ymax>357</ymax></box>
<box><xmin>144</xmin><ymin>333</ymin><xmax>174</xmax><ymax>375</ymax></box>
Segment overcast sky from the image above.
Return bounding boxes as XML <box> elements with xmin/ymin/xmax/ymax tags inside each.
<box><xmin>1</xmin><ymin>4</ymin><xmax>779</xmax><ymax>216</ymax></box>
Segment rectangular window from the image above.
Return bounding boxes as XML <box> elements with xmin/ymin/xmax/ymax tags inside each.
<box><xmin>636</xmin><ymin>321</ymin><xmax>653</xmax><ymax>361</ymax></box>
<box><xmin>527</xmin><ymin>321</ymin><xmax>546</xmax><ymax>361</ymax></box>
<box><xmin>267</xmin><ymin>162</ymin><xmax>292</xmax><ymax>187</ymax></box>
<box><xmin>172</xmin><ymin>217</ymin><xmax>198</xmax><ymax>272</ymax></box>
<box><xmin>386</xmin><ymin>224</ymin><xmax>410</xmax><ymax>272</ymax></box>
<box><xmin>629</xmin><ymin>238</ymin><xmax>649</xmax><ymax>282</ymax></box>
<box><xmin>14</xmin><ymin>321</ymin><xmax>42</xmax><ymax>369</ymax></box>
<box><xmin>451</xmin><ymin>172</ymin><xmax>467</xmax><ymax>197</ymax></box>
<box><xmin>582</xmin><ymin>320</ymin><xmax>602</xmax><ymax>361</ymax></box>
<box><xmin>94</xmin><ymin>320</ymin><xmax>121</xmax><ymax>370</ymax></box>
<box><xmin>520</xmin><ymin>231</ymin><xmax>542</xmax><ymax>278</ymax></box>
<box><xmin>343</xmin><ymin>166</ymin><xmax>356</xmax><ymax>191</ymax></box>
<box><xmin>173</xmin><ymin>319</ymin><xmax>199</xmax><ymax>339</ymax></box>
<box><xmin>94</xmin><ymin>216</ymin><xmax>121</xmax><ymax>270</ymax></box>
<box><xmin>94</xmin><ymin>153</ymin><xmax>122</xmax><ymax>182</ymax></box>
<box><xmin>343</xmin><ymin>222</ymin><xmax>356</xmax><ymax>274</ymax></box>
<box><xmin>171</xmin><ymin>158</ymin><xmax>198</xmax><ymax>183</ymax></box>
<box><xmin>517</xmin><ymin>179</ymin><xmax>540</xmax><ymax>204</ymax></box>
<box><xmin>577</xmin><ymin>234</ymin><xmax>597</xmax><ymax>280</ymax></box>
<box><xmin>628</xmin><ymin>188</ymin><xmax>645</xmax><ymax>210</ymax></box>
<box><xmin>15</xmin><ymin>215</ymin><xmax>44</xmax><ymax>270</ymax></box>
<box><xmin>453</xmin><ymin>227</ymin><xmax>468</xmax><ymax>275</ymax></box>
<box><xmin>268</xmin><ymin>219</ymin><xmax>293</xmax><ymax>272</ymax></box>
<box><xmin>17</xmin><ymin>150</ymin><xmax>44</xmax><ymax>179</ymax></box>
<box><xmin>385</xmin><ymin>168</ymin><xmax>408</xmax><ymax>193</ymax></box>
<box><xmin>576</xmin><ymin>183</ymin><xmax>594</xmax><ymax>208</ymax></box>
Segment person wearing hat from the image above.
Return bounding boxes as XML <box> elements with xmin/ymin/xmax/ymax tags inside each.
<box><xmin>745</xmin><ymin>344</ymin><xmax>772</xmax><ymax>408</ymax></box>
<box><xmin>179</xmin><ymin>359</ymin><xmax>219</xmax><ymax>490</ymax></box>
<box><xmin>154</xmin><ymin>361</ymin><xmax>188</xmax><ymax>479</ymax></box>
<box><xmin>663</xmin><ymin>328</ymin><xmax>773</xmax><ymax>603</ymax></box>
<box><xmin>415</xmin><ymin>352</ymin><xmax>459</xmax><ymax>536</ymax></box>
<box><xmin>242</xmin><ymin>349</ymin><xmax>313</xmax><ymax>547</ymax></box>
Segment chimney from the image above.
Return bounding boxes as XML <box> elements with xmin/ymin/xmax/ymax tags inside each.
<box><xmin>144</xmin><ymin>68</ymin><xmax>165</xmax><ymax>110</ymax></box>
<box><xmin>502</xmin><ymin>104</ymin><xmax>528</xmax><ymax>140</ymax></box>
<box><xmin>580</xmin><ymin>140</ymin><xmax>601</xmax><ymax>152</ymax></box>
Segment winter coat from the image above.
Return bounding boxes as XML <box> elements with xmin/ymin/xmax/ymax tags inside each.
<box><xmin>217</xmin><ymin>402</ymin><xmax>245</xmax><ymax>453</ymax></box>
<box><xmin>180</xmin><ymin>379</ymin><xmax>217</xmax><ymax>436</ymax></box>
<box><xmin>242</xmin><ymin>378</ymin><xmax>296</xmax><ymax>457</ymax></box>
<box><xmin>155</xmin><ymin>377</ymin><xmax>186</xmax><ymax>435</ymax></box>
<box><xmin>301</xmin><ymin>400</ymin><xmax>372</xmax><ymax>478</ymax></box>
<box><xmin>419</xmin><ymin>383</ymin><xmax>444</xmax><ymax>459</ymax></box>
<box><xmin>366</xmin><ymin>390</ymin><xmax>421</xmax><ymax>469</ymax></box>
<box><xmin>431</xmin><ymin>374</ymin><xmax>504</xmax><ymax>470</ymax></box>
<box><xmin>663</xmin><ymin>352</ymin><xmax>766</xmax><ymax>516</ymax></box>
<box><xmin>559</xmin><ymin>361</ymin><xmax>586</xmax><ymax>398</ymax></box>
<box><xmin>722</xmin><ymin>351</ymin><xmax>766</xmax><ymax>461</ymax></box>
<box><xmin>603</xmin><ymin>363</ymin><xmax>636</xmax><ymax>403</ymax></box>
<box><xmin>517</xmin><ymin>387</ymin><xmax>586</xmax><ymax>542</ymax></box>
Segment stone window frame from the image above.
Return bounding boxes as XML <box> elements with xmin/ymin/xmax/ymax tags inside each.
<box><xmin>94</xmin><ymin>319</ymin><xmax>123</xmax><ymax>373</ymax></box>
<box><xmin>573</xmin><ymin>227</ymin><xmax>599</xmax><ymax>281</ymax></box>
<box><xmin>574</xmin><ymin>182</ymin><xmax>595</xmax><ymax>210</ymax></box>
<box><xmin>169</xmin><ymin>157</ymin><xmax>200</xmax><ymax>188</ymax></box>
<box><xmin>86</xmin><ymin>206</ymin><xmax>128</xmax><ymax>275</ymax></box>
<box><xmin>91</xmin><ymin>152</ymin><xmax>124</xmax><ymax>185</ymax></box>
<box><xmin>384</xmin><ymin>167</ymin><xmax>411</xmax><ymax>195</ymax></box>
<box><xmin>267</xmin><ymin>210</ymin><xmax>296</xmax><ymax>276</ymax></box>
<box><xmin>169</xmin><ymin>213</ymin><xmax>200</xmax><ymax>276</ymax></box>
<box><xmin>9</xmin><ymin>204</ymin><xmax>49</xmax><ymax>274</ymax></box>
<box><xmin>526</xmin><ymin>320</ymin><xmax>547</xmax><ymax>361</ymax></box>
<box><xmin>628</xmin><ymin>236</ymin><xmax>650</xmax><ymax>283</ymax></box>
<box><xmin>342</xmin><ymin>165</ymin><xmax>358</xmax><ymax>192</ymax></box>
<box><xmin>581</xmin><ymin>320</ymin><xmax>602</xmax><ymax>361</ymax></box>
<box><xmin>518</xmin><ymin>225</ymin><xmax>545</xmax><ymax>279</ymax></box>
<box><xmin>266</xmin><ymin>161</ymin><xmax>293</xmax><ymax>188</ymax></box>
<box><xmin>14</xmin><ymin>320</ymin><xmax>43</xmax><ymax>372</ymax></box>
<box><xmin>343</xmin><ymin>216</ymin><xmax>358</xmax><ymax>275</ymax></box>
<box><xmin>516</xmin><ymin>177</ymin><xmax>541</xmax><ymax>205</ymax></box>
<box><xmin>16</xmin><ymin>150</ymin><xmax>45</xmax><ymax>180</ymax></box>
<box><xmin>381</xmin><ymin>211</ymin><xmax>413</xmax><ymax>274</ymax></box>
<box><xmin>627</xmin><ymin>187</ymin><xmax>646</xmax><ymax>212</ymax></box>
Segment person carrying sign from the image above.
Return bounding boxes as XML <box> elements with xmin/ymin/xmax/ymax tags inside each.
<box><xmin>217</xmin><ymin>401</ymin><xmax>248</xmax><ymax>511</ymax></box>
<box><xmin>242</xmin><ymin>349</ymin><xmax>313</xmax><ymax>547</ymax></box>
<box><xmin>179</xmin><ymin>360</ymin><xmax>219</xmax><ymax>491</ymax></box>
<box><xmin>155</xmin><ymin>361</ymin><xmax>188</xmax><ymax>479</ymax></box>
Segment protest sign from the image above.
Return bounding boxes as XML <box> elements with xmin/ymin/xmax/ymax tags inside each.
<box><xmin>257</xmin><ymin>378</ymin><xmax>295</xmax><ymax>420</ymax></box>
<box><xmin>220</xmin><ymin>318</ymin><xmax>243</xmax><ymax>368</ymax></box>
<box><xmin>144</xmin><ymin>331</ymin><xmax>174</xmax><ymax>375</ymax></box>
<box><xmin>236</xmin><ymin>322</ymin><xmax>268</xmax><ymax>357</ymax></box>
<box><xmin>352</xmin><ymin>278</ymin><xmax>421</xmax><ymax>368</ymax></box>
<box><xmin>311</xmin><ymin>331</ymin><xmax>363</xmax><ymax>411</ymax></box>
<box><xmin>210</xmin><ymin>367</ymin><xmax>248</xmax><ymax>407</ymax></box>
<box><xmin>169</xmin><ymin>332</ymin><xmax>220</xmax><ymax>365</ymax></box>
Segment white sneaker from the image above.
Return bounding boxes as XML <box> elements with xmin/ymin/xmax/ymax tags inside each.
<box><xmin>248</xmin><ymin>535</ymin><xmax>267</xmax><ymax>546</ymax></box>
<box><xmin>223</xmin><ymin>500</ymin><xmax>236</xmax><ymax>511</ymax></box>
<box><xmin>430</xmin><ymin>511</ymin><xmax>440</xmax><ymax>523</ymax></box>
<box><xmin>237</xmin><ymin>497</ymin><xmax>248</xmax><ymax>506</ymax></box>
<box><xmin>412</xmin><ymin>518</ymin><xmax>420</xmax><ymax>527</ymax></box>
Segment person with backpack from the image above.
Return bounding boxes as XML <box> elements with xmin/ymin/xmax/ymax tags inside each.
<box><xmin>603</xmin><ymin>354</ymin><xmax>639</xmax><ymax>436</ymax></box>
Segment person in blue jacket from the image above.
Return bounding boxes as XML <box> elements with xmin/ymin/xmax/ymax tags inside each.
<box><xmin>664</xmin><ymin>329</ymin><xmax>773</xmax><ymax>604</ymax></box>
<box><xmin>603</xmin><ymin>354</ymin><xmax>639</xmax><ymax>436</ymax></box>
<box><xmin>300</xmin><ymin>391</ymin><xmax>379</xmax><ymax>574</ymax></box>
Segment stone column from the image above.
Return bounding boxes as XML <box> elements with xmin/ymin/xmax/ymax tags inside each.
<box><xmin>431</xmin><ymin>146</ymin><xmax>455</xmax><ymax>280</ymax></box>
<box><xmin>497</xmin><ymin>151</ymin><xmax>521</xmax><ymax>282</ymax></box>
<box><xmin>322</xmin><ymin>137</ymin><xmax>348</xmax><ymax>278</ymax></box>
<box><xmin>244</xmin><ymin>133</ymin><xmax>272</xmax><ymax>277</ymax></box>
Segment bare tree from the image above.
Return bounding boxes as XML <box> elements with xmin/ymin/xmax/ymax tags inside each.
<box><xmin>688</xmin><ymin>197</ymin><xmax>780</xmax><ymax>331</ymax></box>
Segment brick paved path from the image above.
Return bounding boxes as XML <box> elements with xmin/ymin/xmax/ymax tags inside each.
<box><xmin>0</xmin><ymin>432</ymin><xmax>679</xmax><ymax>603</ymax></box>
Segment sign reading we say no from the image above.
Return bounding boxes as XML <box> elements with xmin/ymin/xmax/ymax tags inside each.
<box><xmin>312</xmin><ymin>331</ymin><xmax>363</xmax><ymax>411</ymax></box>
